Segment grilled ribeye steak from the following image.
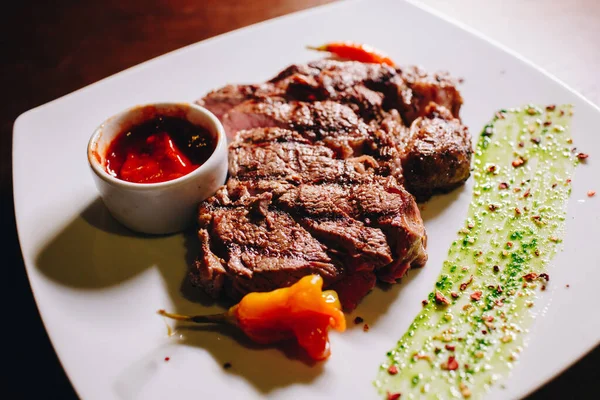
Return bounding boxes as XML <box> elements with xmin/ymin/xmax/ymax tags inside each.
<box><xmin>192</xmin><ymin>60</ymin><xmax>470</xmax><ymax>309</ymax></box>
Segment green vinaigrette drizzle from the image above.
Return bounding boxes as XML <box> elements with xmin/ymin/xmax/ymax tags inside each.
<box><xmin>376</xmin><ymin>105</ymin><xmax>578</xmax><ymax>399</ymax></box>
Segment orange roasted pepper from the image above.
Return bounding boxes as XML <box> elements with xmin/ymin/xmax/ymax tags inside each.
<box><xmin>159</xmin><ymin>275</ymin><xmax>346</xmax><ymax>361</ymax></box>
<box><xmin>308</xmin><ymin>41</ymin><xmax>396</xmax><ymax>66</ymax></box>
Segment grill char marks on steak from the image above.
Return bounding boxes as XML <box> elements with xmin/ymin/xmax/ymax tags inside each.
<box><xmin>194</xmin><ymin>188</ymin><xmax>343</xmax><ymax>299</ymax></box>
<box><xmin>193</xmin><ymin>59</ymin><xmax>469</xmax><ymax>310</ymax></box>
<box><xmin>194</xmin><ymin>173</ymin><xmax>426</xmax><ymax>309</ymax></box>
<box><xmin>401</xmin><ymin>103</ymin><xmax>472</xmax><ymax>200</ymax></box>
<box><xmin>222</xmin><ymin>100</ymin><xmax>374</xmax><ymax>158</ymax></box>
<box><xmin>229</xmin><ymin>128</ymin><xmax>379</xmax><ymax>185</ymax></box>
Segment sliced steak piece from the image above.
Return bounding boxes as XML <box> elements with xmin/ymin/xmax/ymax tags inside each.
<box><xmin>401</xmin><ymin>103</ymin><xmax>472</xmax><ymax>200</ymax></box>
<box><xmin>228</xmin><ymin>129</ymin><xmax>379</xmax><ymax>184</ymax></box>
<box><xmin>222</xmin><ymin>100</ymin><xmax>375</xmax><ymax>158</ymax></box>
<box><xmin>193</xmin><ymin>191</ymin><xmax>343</xmax><ymax>300</ymax></box>
<box><xmin>197</xmin><ymin>60</ymin><xmax>463</xmax><ymax>128</ymax></box>
<box><xmin>270</xmin><ymin>60</ymin><xmax>398</xmax><ymax>120</ymax></box>
<box><xmin>277</xmin><ymin>183</ymin><xmax>394</xmax><ymax>273</ymax></box>
<box><xmin>350</xmin><ymin>179</ymin><xmax>428</xmax><ymax>281</ymax></box>
<box><xmin>397</xmin><ymin>66</ymin><xmax>463</xmax><ymax>124</ymax></box>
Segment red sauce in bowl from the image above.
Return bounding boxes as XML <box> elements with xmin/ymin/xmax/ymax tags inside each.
<box><xmin>105</xmin><ymin>116</ymin><xmax>216</xmax><ymax>184</ymax></box>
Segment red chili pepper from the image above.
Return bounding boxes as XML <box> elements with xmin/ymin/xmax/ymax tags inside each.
<box><xmin>159</xmin><ymin>275</ymin><xmax>346</xmax><ymax>361</ymax></box>
<box><xmin>307</xmin><ymin>41</ymin><xmax>396</xmax><ymax>66</ymax></box>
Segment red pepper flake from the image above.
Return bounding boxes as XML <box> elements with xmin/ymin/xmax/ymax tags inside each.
<box><xmin>363</xmin><ymin>323</ymin><xmax>370</xmax><ymax>332</ymax></box>
<box><xmin>488</xmin><ymin>204</ymin><xmax>499</xmax><ymax>211</ymax></box>
<box><xmin>566</xmin><ymin>284</ymin><xmax>570</xmax><ymax>288</ymax></box>
<box><xmin>566</xmin><ymin>179</ymin><xmax>572</xmax><ymax>184</ymax></box>
<box><xmin>541</xmin><ymin>285</ymin><xmax>547</xmax><ymax>291</ymax></box>
<box><xmin>539</xmin><ymin>273</ymin><xmax>550</xmax><ymax>282</ymax></box>
<box><xmin>543</xmin><ymin>121</ymin><xmax>552</xmax><ymax>127</ymax></box>
<box><xmin>546</xmin><ymin>105</ymin><xmax>556</xmax><ymax>111</ymax></box>
<box><xmin>387</xmin><ymin>392</ymin><xmax>401</xmax><ymax>400</ymax></box>
<box><xmin>495</xmin><ymin>111</ymin><xmax>504</xmax><ymax>119</ymax></box>
<box><xmin>460</xmin><ymin>275</ymin><xmax>473</xmax><ymax>291</ymax></box>
<box><xmin>387</xmin><ymin>365</ymin><xmax>399</xmax><ymax>375</ymax></box>
<box><xmin>435</xmin><ymin>291</ymin><xmax>451</xmax><ymax>305</ymax></box>
<box><xmin>559</xmin><ymin>110</ymin><xmax>565</xmax><ymax>116</ymax></box>
<box><xmin>470</xmin><ymin>291</ymin><xmax>482</xmax><ymax>301</ymax></box>
<box><xmin>513</xmin><ymin>187</ymin><xmax>522</xmax><ymax>193</ymax></box>
<box><xmin>552</xmin><ymin>183</ymin><xmax>558</xmax><ymax>188</ymax></box>
<box><xmin>523</xmin><ymin>272</ymin><xmax>538</xmax><ymax>281</ymax></box>
<box><xmin>506</xmin><ymin>241</ymin><xmax>513</xmax><ymax>248</ymax></box>
<box><xmin>445</xmin><ymin>344</ymin><xmax>456</xmax><ymax>351</ymax></box>
<box><xmin>485</xmin><ymin>315</ymin><xmax>495</xmax><ymax>322</ymax></box>
<box><xmin>523</xmin><ymin>188</ymin><xmax>531</xmax><ymax>198</ymax></box>
<box><xmin>531</xmin><ymin>137</ymin><xmax>541</xmax><ymax>144</ymax></box>
<box><xmin>482</xmin><ymin>330</ymin><xmax>488</xmax><ymax>335</ymax></box>
<box><xmin>487</xmin><ymin>164</ymin><xmax>497</xmax><ymax>173</ymax></box>
<box><xmin>451</xmin><ymin>291</ymin><xmax>459</xmax><ymax>299</ymax></box>
<box><xmin>223</xmin><ymin>362</ymin><xmax>232</xmax><ymax>369</ymax></box>
<box><xmin>588</xmin><ymin>190</ymin><xmax>596</xmax><ymax>197</ymax></box>
<box><xmin>512</xmin><ymin>157</ymin><xmax>526</xmax><ymax>168</ymax></box>
<box><xmin>577</xmin><ymin>153</ymin><xmax>589</xmax><ymax>161</ymax></box>
<box><xmin>442</xmin><ymin>356</ymin><xmax>459</xmax><ymax>371</ymax></box>
<box><xmin>518</xmin><ymin>141</ymin><xmax>525</xmax><ymax>148</ymax></box>
<box><xmin>164</xmin><ymin>357</ymin><xmax>170</xmax><ymax>362</ymax></box>
<box><xmin>422</xmin><ymin>299</ymin><xmax>429</xmax><ymax>306</ymax></box>
<box><xmin>493</xmin><ymin>265</ymin><xmax>500</xmax><ymax>273</ymax></box>
<box><xmin>534</xmin><ymin>249</ymin><xmax>541</xmax><ymax>257</ymax></box>
<box><xmin>354</xmin><ymin>316</ymin><xmax>364</xmax><ymax>324</ymax></box>
<box><xmin>496</xmin><ymin>285</ymin><xmax>503</xmax><ymax>294</ymax></box>
<box><xmin>498</xmin><ymin>182</ymin><xmax>509</xmax><ymax>190</ymax></box>
<box><xmin>514</xmin><ymin>207</ymin><xmax>521</xmax><ymax>216</ymax></box>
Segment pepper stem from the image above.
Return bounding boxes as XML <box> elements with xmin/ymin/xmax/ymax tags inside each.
<box><xmin>157</xmin><ymin>309</ymin><xmax>233</xmax><ymax>325</ymax></box>
<box><xmin>306</xmin><ymin>45</ymin><xmax>327</xmax><ymax>52</ymax></box>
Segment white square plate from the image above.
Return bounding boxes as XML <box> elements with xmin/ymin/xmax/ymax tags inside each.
<box><xmin>13</xmin><ymin>0</ymin><xmax>600</xmax><ymax>399</ymax></box>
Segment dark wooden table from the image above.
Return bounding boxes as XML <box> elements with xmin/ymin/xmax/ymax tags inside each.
<box><xmin>3</xmin><ymin>1</ymin><xmax>597</xmax><ymax>398</ymax></box>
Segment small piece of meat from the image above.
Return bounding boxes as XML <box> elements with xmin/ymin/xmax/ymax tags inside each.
<box><xmin>397</xmin><ymin>66</ymin><xmax>463</xmax><ymax>124</ymax></box>
<box><xmin>401</xmin><ymin>103</ymin><xmax>472</xmax><ymax>200</ymax></box>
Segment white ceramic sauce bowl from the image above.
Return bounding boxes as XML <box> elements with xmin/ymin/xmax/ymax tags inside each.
<box><xmin>87</xmin><ymin>102</ymin><xmax>227</xmax><ymax>234</ymax></box>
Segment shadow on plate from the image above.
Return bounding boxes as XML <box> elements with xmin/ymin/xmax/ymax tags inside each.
<box><xmin>35</xmin><ymin>196</ymin><xmax>323</xmax><ymax>394</ymax></box>
<box><xmin>419</xmin><ymin>184</ymin><xmax>466</xmax><ymax>222</ymax></box>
